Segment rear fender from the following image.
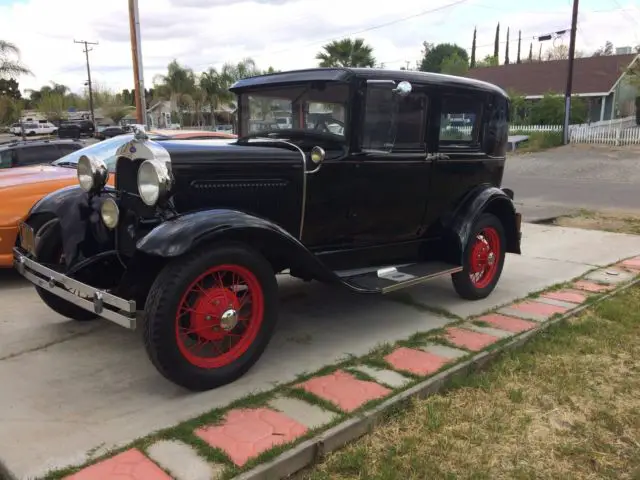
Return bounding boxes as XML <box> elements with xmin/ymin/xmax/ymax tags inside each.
<box><xmin>136</xmin><ymin>209</ymin><xmax>338</xmax><ymax>283</ymax></box>
<box><xmin>443</xmin><ymin>185</ymin><xmax>521</xmax><ymax>264</ymax></box>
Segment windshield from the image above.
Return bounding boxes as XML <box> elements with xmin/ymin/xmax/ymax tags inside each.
<box><xmin>239</xmin><ymin>83</ymin><xmax>348</xmax><ymax>138</ymax></box>
<box><xmin>52</xmin><ymin>134</ymin><xmax>143</xmax><ymax>172</ymax></box>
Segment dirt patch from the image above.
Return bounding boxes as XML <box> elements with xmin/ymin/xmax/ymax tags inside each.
<box><xmin>300</xmin><ymin>286</ymin><xmax>640</xmax><ymax>480</ymax></box>
<box><xmin>553</xmin><ymin>210</ymin><xmax>640</xmax><ymax>235</ymax></box>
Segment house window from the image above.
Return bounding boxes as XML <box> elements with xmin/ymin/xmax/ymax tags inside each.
<box><xmin>361</xmin><ymin>86</ymin><xmax>427</xmax><ymax>153</ymax></box>
<box><xmin>439</xmin><ymin>94</ymin><xmax>483</xmax><ymax>148</ymax></box>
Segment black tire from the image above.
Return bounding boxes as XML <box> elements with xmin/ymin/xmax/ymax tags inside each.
<box><xmin>452</xmin><ymin>213</ymin><xmax>506</xmax><ymax>300</ymax></box>
<box><xmin>143</xmin><ymin>243</ymin><xmax>278</xmax><ymax>391</ymax></box>
<box><xmin>34</xmin><ymin>223</ymin><xmax>98</xmax><ymax>322</ymax></box>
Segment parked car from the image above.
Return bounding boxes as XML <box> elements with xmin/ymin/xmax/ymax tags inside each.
<box><xmin>0</xmin><ymin>139</ymin><xmax>83</xmax><ymax>169</ymax></box>
<box><xmin>57</xmin><ymin>120</ymin><xmax>96</xmax><ymax>139</ymax></box>
<box><xmin>95</xmin><ymin>126</ymin><xmax>127</xmax><ymax>140</ymax></box>
<box><xmin>10</xmin><ymin>122</ymin><xmax>58</xmax><ymax>136</ymax></box>
<box><xmin>0</xmin><ymin>130</ymin><xmax>236</xmax><ymax>268</ymax></box>
<box><xmin>13</xmin><ymin>68</ymin><xmax>521</xmax><ymax>391</ymax></box>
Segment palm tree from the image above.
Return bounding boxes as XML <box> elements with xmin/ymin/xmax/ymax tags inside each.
<box><xmin>199</xmin><ymin>67</ymin><xmax>233</xmax><ymax>127</ymax></box>
<box><xmin>315</xmin><ymin>38</ymin><xmax>375</xmax><ymax>68</ymax></box>
<box><xmin>0</xmin><ymin>40</ymin><xmax>31</xmax><ymax>78</ymax></box>
<box><xmin>153</xmin><ymin>60</ymin><xmax>197</xmax><ymax>125</ymax></box>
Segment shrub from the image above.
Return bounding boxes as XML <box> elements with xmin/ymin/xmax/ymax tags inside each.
<box><xmin>511</xmin><ymin>130</ymin><xmax>563</xmax><ymax>152</ymax></box>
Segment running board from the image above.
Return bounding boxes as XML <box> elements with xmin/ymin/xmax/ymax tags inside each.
<box><xmin>337</xmin><ymin>261</ymin><xmax>463</xmax><ymax>294</ymax></box>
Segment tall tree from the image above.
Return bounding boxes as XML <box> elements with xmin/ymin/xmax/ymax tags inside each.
<box><xmin>0</xmin><ymin>40</ymin><xmax>31</xmax><ymax>79</ymax></box>
<box><xmin>315</xmin><ymin>38</ymin><xmax>375</xmax><ymax>68</ymax></box>
<box><xmin>528</xmin><ymin>42</ymin><xmax>533</xmax><ymax>62</ymax></box>
<box><xmin>494</xmin><ymin>23</ymin><xmax>500</xmax><ymax>60</ymax></box>
<box><xmin>419</xmin><ymin>42</ymin><xmax>469</xmax><ymax>73</ymax></box>
<box><xmin>505</xmin><ymin>27</ymin><xmax>510</xmax><ymax>64</ymax></box>
<box><xmin>470</xmin><ymin>27</ymin><xmax>477</xmax><ymax>68</ymax></box>
<box><xmin>153</xmin><ymin>59</ymin><xmax>197</xmax><ymax>124</ymax></box>
<box><xmin>0</xmin><ymin>78</ymin><xmax>21</xmax><ymax>99</ymax></box>
<box><xmin>200</xmin><ymin>67</ymin><xmax>233</xmax><ymax>127</ymax></box>
<box><xmin>517</xmin><ymin>30</ymin><xmax>522</xmax><ymax>64</ymax></box>
<box><xmin>440</xmin><ymin>52</ymin><xmax>469</xmax><ymax>76</ymax></box>
<box><xmin>592</xmin><ymin>41</ymin><xmax>614</xmax><ymax>56</ymax></box>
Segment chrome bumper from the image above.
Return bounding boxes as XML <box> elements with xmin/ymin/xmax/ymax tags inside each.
<box><xmin>13</xmin><ymin>248</ymin><xmax>137</xmax><ymax>329</ymax></box>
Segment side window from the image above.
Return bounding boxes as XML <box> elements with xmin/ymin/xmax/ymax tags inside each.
<box><xmin>16</xmin><ymin>146</ymin><xmax>60</xmax><ymax>166</ymax></box>
<box><xmin>57</xmin><ymin>143</ymin><xmax>82</xmax><ymax>156</ymax></box>
<box><xmin>0</xmin><ymin>150</ymin><xmax>14</xmax><ymax>169</ymax></box>
<box><xmin>362</xmin><ymin>87</ymin><xmax>427</xmax><ymax>153</ymax></box>
<box><xmin>439</xmin><ymin>94</ymin><xmax>483</xmax><ymax>149</ymax></box>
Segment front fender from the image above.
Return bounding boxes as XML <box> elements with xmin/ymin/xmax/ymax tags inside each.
<box><xmin>136</xmin><ymin>209</ymin><xmax>338</xmax><ymax>282</ymax></box>
<box><xmin>444</xmin><ymin>185</ymin><xmax>521</xmax><ymax>263</ymax></box>
<box><xmin>26</xmin><ymin>185</ymin><xmax>116</xmax><ymax>267</ymax></box>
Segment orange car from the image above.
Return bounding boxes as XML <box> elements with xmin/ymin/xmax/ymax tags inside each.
<box><xmin>0</xmin><ymin>129</ymin><xmax>236</xmax><ymax>267</ymax></box>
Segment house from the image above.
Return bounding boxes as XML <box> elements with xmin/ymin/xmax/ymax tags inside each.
<box><xmin>146</xmin><ymin>100</ymin><xmax>237</xmax><ymax>129</ymax></box>
<box><xmin>464</xmin><ymin>53</ymin><xmax>639</xmax><ymax>123</ymax></box>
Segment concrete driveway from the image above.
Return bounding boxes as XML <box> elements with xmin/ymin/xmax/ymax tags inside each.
<box><xmin>1</xmin><ymin>222</ymin><xmax>639</xmax><ymax>479</ymax></box>
<box><xmin>504</xmin><ymin>144</ymin><xmax>640</xmax><ymax>221</ymax></box>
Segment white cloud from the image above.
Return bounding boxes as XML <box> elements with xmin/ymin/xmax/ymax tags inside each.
<box><xmin>0</xmin><ymin>0</ymin><xmax>638</xmax><ymax>96</ymax></box>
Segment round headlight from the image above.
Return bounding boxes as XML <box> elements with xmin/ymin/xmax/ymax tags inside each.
<box><xmin>100</xmin><ymin>198</ymin><xmax>119</xmax><ymax>229</ymax></box>
<box><xmin>77</xmin><ymin>155</ymin><xmax>109</xmax><ymax>193</ymax></box>
<box><xmin>137</xmin><ymin>159</ymin><xmax>172</xmax><ymax>206</ymax></box>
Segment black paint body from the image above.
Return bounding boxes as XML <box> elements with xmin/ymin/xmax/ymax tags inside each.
<box><xmin>23</xmin><ymin>68</ymin><xmax>521</xmax><ymax>305</ymax></box>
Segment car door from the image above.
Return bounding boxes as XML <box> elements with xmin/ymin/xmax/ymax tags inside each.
<box><xmin>345</xmin><ymin>81</ymin><xmax>433</xmax><ymax>247</ymax></box>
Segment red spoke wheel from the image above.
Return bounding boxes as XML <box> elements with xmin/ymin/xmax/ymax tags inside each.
<box><xmin>143</xmin><ymin>243</ymin><xmax>278</xmax><ymax>391</ymax></box>
<box><xmin>452</xmin><ymin>213</ymin><xmax>506</xmax><ymax>300</ymax></box>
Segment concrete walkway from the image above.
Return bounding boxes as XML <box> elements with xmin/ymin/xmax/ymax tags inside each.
<box><xmin>0</xmin><ymin>223</ymin><xmax>639</xmax><ymax>479</ymax></box>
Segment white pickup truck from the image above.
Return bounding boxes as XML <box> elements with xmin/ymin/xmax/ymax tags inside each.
<box><xmin>10</xmin><ymin>121</ymin><xmax>58</xmax><ymax>136</ymax></box>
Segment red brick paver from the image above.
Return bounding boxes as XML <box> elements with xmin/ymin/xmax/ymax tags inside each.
<box><xmin>540</xmin><ymin>289</ymin><xmax>588</xmax><ymax>304</ymax></box>
<box><xmin>296</xmin><ymin>370</ymin><xmax>391</xmax><ymax>412</ymax></box>
<box><xmin>476</xmin><ymin>313</ymin><xmax>538</xmax><ymax>333</ymax></box>
<box><xmin>620</xmin><ymin>257</ymin><xmax>640</xmax><ymax>271</ymax></box>
<box><xmin>64</xmin><ymin>449</ymin><xmax>170</xmax><ymax>480</ymax></box>
<box><xmin>444</xmin><ymin>327</ymin><xmax>499</xmax><ymax>351</ymax></box>
<box><xmin>573</xmin><ymin>280</ymin><xmax>615</xmax><ymax>293</ymax></box>
<box><xmin>195</xmin><ymin>407</ymin><xmax>307</xmax><ymax>467</ymax></box>
<box><xmin>508</xmin><ymin>300</ymin><xmax>568</xmax><ymax>318</ymax></box>
<box><xmin>384</xmin><ymin>347</ymin><xmax>449</xmax><ymax>376</ymax></box>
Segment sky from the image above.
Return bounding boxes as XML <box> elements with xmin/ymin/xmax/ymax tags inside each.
<box><xmin>0</xmin><ymin>0</ymin><xmax>639</xmax><ymax>96</ymax></box>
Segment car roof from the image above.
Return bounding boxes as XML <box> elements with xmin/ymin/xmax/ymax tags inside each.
<box><xmin>229</xmin><ymin>67</ymin><xmax>508</xmax><ymax>97</ymax></box>
<box><xmin>0</xmin><ymin>139</ymin><xmax>83</xmax><ymax>150</ymax></box>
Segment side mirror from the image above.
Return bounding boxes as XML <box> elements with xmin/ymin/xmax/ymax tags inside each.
<box><xmin>393</xmin><ymin>81</ymin><xmax>412</xmax><ymax>97</ymax></box>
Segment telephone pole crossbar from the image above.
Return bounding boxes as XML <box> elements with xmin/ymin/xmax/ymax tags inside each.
<box><xmin>74</xmin><ymin>39</ymin><xmax>99</xmax><ymax>126</ymax></box>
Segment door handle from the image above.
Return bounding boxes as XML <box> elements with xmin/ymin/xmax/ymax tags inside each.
<box><xmin>426</xmin><ymin>153</ymin><xmax>449</xmax><ymax>160</ymax></box>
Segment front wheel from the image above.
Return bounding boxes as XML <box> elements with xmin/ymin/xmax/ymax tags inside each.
<box><xmin>452</xmin><ymin>213</ymin><xmax>506</xmax><ymax>300</ymax></box>
<box><xmin>143</xmin><ymin>244</ymin><xmax>278</xmax><ymax>391</ymax></box>
<box><xmin>33</xmin><ymin>222</ymin><xmax>98</xmax><ymax>322</ymax></box>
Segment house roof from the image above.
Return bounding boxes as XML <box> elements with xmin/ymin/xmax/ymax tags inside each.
<box><xmin>464</xmin><ymin>53</ymin><xmax>638</xmax><ymax>97</ymax></box>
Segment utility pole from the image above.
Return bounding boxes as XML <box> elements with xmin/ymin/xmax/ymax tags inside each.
<box><xmin>563</xmin><ymin>0</ymin><xmax>580</xmax><ymax>145</ymax></box>
<box><xmin>74</xmin><ymin>39</ymin><xmax>98</xmax><ymax>126</ymax></box>
<box><xmin>128</xmin><ymin>0</ymin><xmax>147</xmax><ymax>126</ymax></box>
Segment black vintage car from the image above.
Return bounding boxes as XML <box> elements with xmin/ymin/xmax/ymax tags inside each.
<box><xmin>13</xmin><ymin>68</ymin><xmax>521</xmax><ymax>391</ymax></box>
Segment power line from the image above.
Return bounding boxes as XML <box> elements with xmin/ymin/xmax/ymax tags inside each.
<box><xmin>74</xmin><ymin>39</ymin><xmax>98</xmax><ymax>125</ymax></box>
<box><xmin>189</xmin><ymin>0</ymin><xmax>470</xmax><ymax>70</ymax></box>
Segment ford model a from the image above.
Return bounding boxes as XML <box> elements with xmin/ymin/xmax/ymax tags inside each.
<box><xmin>13</xmin><ymin>68</ymin><xmax>521</xmax><ymax>391</ymax></box>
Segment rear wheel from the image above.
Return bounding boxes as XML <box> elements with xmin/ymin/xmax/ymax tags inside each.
<box><xmin>143</xmin><ymin>244</ymin><xmax>278</xmax><ymax>391</ymax></box>
<box><xmin>33</xmin><ymin>223</ymin><xmax>97</xmax><ymax>322</ymax></box>
<box><xmin>452</xmin><ymin>213</ymin><xmax>506</xmax><ymax>300</ymax></box>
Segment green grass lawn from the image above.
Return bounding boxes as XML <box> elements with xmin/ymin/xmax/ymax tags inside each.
<box><xmin>298</xmin><ymin>285</ymin><xmax>640</xmax><ymax>480</ymax></box>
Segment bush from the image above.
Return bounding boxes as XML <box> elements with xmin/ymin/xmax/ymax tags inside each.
<box><xmin>511</xmin><ymin>130</ymin><xmax>563</xmax><ymax>152</ymax></box>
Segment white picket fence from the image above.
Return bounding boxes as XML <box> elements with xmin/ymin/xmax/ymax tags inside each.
<box><xmin>570</xmin><ymin>125</ymin><xmax>640</xmax><ymax>145</ymax></box>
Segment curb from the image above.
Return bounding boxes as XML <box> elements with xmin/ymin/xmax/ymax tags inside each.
<box><xmin>234</xmin><ymin>275</ymin><xmax>640</xmax><ymax>480</ymax></box>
